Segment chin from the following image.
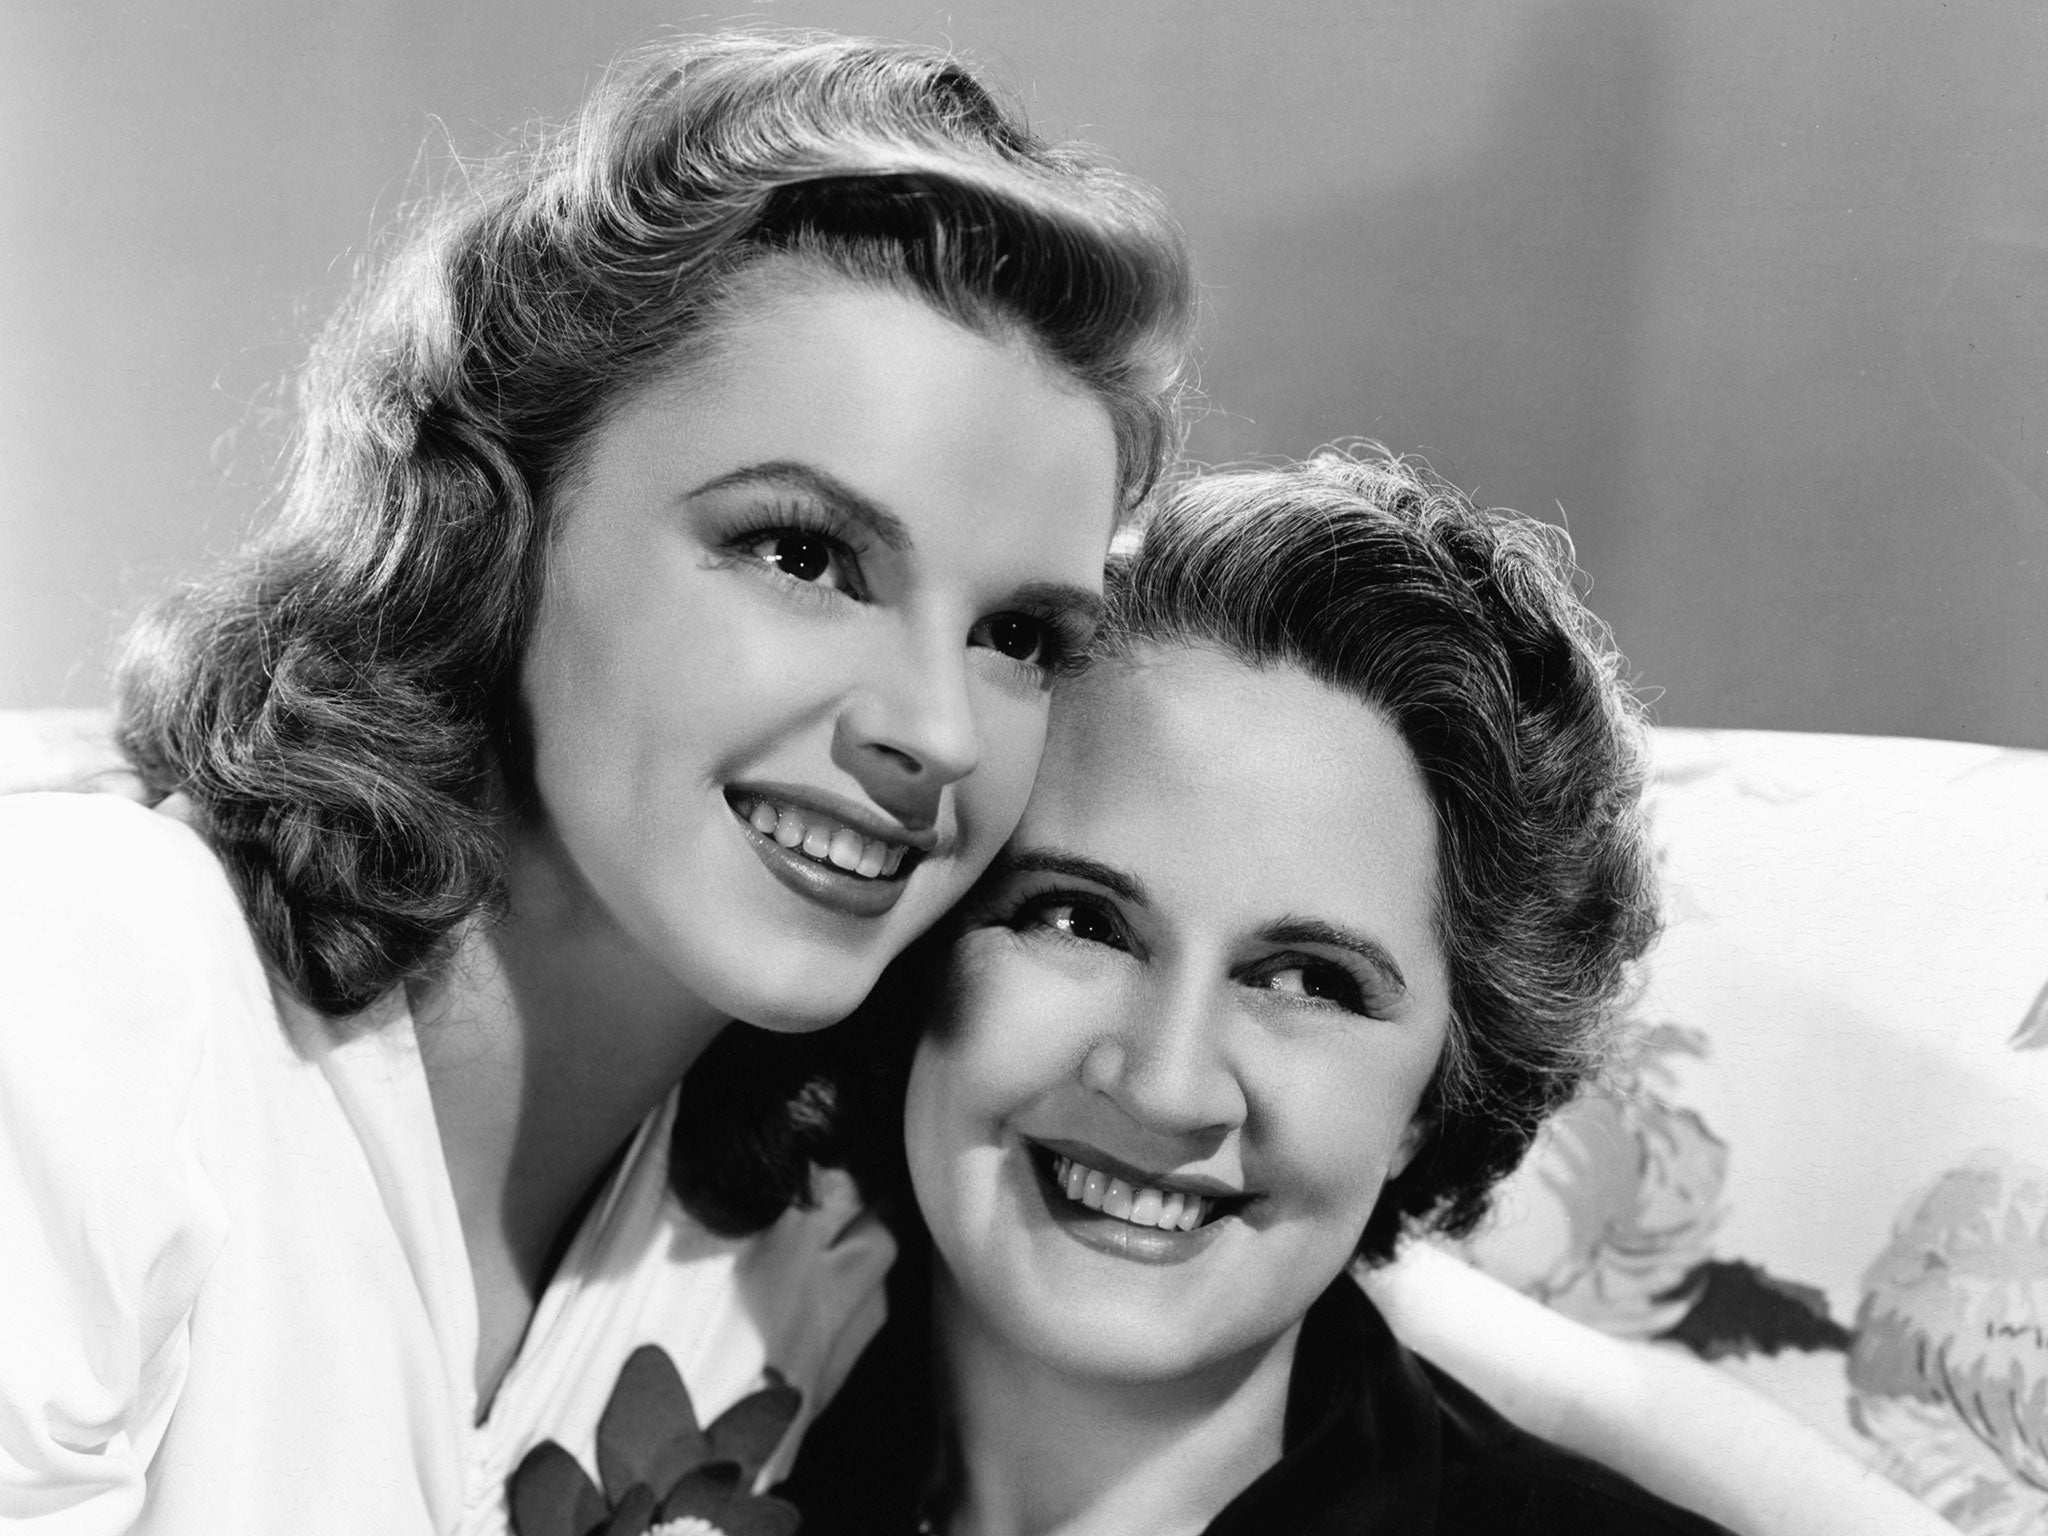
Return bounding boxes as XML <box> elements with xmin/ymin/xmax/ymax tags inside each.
<box><xmin>712</xmin><ymin>894</ymin><xmax>963</xmax><ymax>1036</ymax></box>
<box><xmin>714</xmin><ymin>964</ymin><xmax>879</xmax><ymax>1036</ymax></box>
<box><xmin>985</xmin><ymin>1285</ymin><xmax>1274</xmax><ymax>1390</ymax></box>
<box><xmin>716</xmin><ymin>923</ymin><xmax>921</xmax><ymax>1035</ymax></box>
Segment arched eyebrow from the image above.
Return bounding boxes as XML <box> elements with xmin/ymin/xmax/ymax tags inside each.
<box><xmin>1258</xmin><ymin>917</ymin><xmax>1408</xmax><ymax>996</ymax></box>
<box><xmin>990</xmin><ymin>847</ymin><xmax>1146</xmax><ymax>906</ymax></box>
<box><xmin>686</xmin><ymin>464</ymin><xmax>1107</xmax><ymax>629</ymax></box>
<box><xmin>687</xmin><ymin>460</ymin><xmax>912</xmax><ymax>550</ymax></box>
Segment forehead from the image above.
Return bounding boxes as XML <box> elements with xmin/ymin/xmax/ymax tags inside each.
<box><xmin>1027</xmin><ymin>645</ymin><xmax>1442</xmax><ymax>931</ymax></box>
<box><xmin>695</xmin><ymin>263</ymin><xmax>1091</xmax><ymax>445</ymax></box>
<box><xmin>564</xmin><ymin>274</ymin><xmax>1121</xmax><ymax>575</ymax></box>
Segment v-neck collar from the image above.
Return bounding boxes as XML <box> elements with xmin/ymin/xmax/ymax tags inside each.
<box><xmin>304</xmin><ymin>994</ymin><xmax>689</xmax><ymax>1434</ymax></box>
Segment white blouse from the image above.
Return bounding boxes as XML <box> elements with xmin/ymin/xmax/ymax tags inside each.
<box><xmin>0</xmin><ymin>793</ymin><xmax>894</xmax><ymax>1535</ymax></box>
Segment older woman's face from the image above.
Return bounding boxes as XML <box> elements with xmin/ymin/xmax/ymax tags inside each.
<box><xmin>520</xmin><ymin>279</ymin><xmax>1118</xmax><ymax>1033</ymax></box>
<box><xmin>905</xmin><ymin>644</ymin><xmax>1452</xmax><ymax>1389</ymax></box>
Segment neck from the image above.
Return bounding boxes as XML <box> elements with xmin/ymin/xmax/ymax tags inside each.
<box><xmin>412</xmin><ymin>813</ymin><xmax>731</xmax><ymax>1396</ymax></box>
<box><xmin>932</xmin><ymin>1269</ymin><xmax>1298</xmax><ymax>1536</ymax></box>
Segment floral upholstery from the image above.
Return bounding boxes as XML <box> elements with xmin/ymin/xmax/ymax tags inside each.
<box><xmin>1457</xmin><ymin>728</ymin><xmax>2048</xmax><ymax>1534</ymax></box>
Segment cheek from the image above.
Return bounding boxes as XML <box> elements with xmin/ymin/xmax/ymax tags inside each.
<box><xmin>520</xmin><ymin>615</ymin><xmax>624</xmax><ymax>824</ymax></box>
<box><xmin>1267</xmin><ymin>1058</ymin><xmax>1431</xmax><ymax>1221</ymax></box>
<box><xmin>523</xmin><ymin>582</ymin><xmax>685</xmax><ymax>778</ymax></box>
<box><xmin>908</xmin><ymin>946</ymin><xmax>1069</xmax><ymax>1139</ymax></box>
<box><xmin>902</xmin><ymin>1045</ymin><xmax>949</xmax><ymax>1193</ymax></box>
<box><xmin>955</xmin><ymin>695</ymin><xmax>1052</xmax><ymax>850</ymax></box>
<box><xmin>903</xmin><ymin>1025</ymin><xmax>1007</xmax><ymax>1247</ymax></box>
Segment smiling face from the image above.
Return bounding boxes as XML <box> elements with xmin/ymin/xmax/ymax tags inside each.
<box><xmin>905</xmin><ymin>643</ymin><xmax>1452</xmax><ymax>1389</ymax></box>
<box><xmin>518</xmin><ymin>276</ymin><xmax>1119</xmax><ymax>1033</ymax></box>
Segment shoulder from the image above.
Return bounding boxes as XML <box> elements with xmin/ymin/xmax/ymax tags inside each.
<box><xmin>0</xmin><ymin>797</ymin><xmax>243</xmax><ymax>1517</ymax></box>
<box><xmin>0</xmin><ymin>791</ymin><xmax>272</xmax><ymax>1121</ymax></box>
<box><xmin>0</xmin><ymin>790</ymin><xmax>261</xmax><ymax>994</ymax></box>
<box><xmin>0</xmin><ymin>789</ymin><xmax>233</xmax><ymax>910</ymax></box>
<box><xmin>1427</xmin><ymin>1358</ymin><xmax>1735</xmax><ymax>1536</ymax></box>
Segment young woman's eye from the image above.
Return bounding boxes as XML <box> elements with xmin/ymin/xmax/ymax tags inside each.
<box><xmin>743</xmin><ymin>529</ymin><xmax>861</xmax><ymax>594</ymax></box>
<box><xmin>971</xmin><ymin>613</ymin><xmax>1053</xmax><ymax>665</ymax></box>
<box><xmin>1252</xmin><ymin>959</ymin><xmax>1369</xmax><ymax>1014</ymax></box>
<box><xmin>968</xmin><ymin>611</ymin><xmax>1088</xmax><ymax>684</ymax></box>
<box><xmin>1015</xmin><ymin>892</ymin><xmax>1126</xmax><ymax>950</ymax></box>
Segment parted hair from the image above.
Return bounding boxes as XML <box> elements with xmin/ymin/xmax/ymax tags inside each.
<box><xmin>115</xmin><ymin>31</ymin><xmax>1194</xmax><ymax>1018</ymax></box>
<box><xmin>1101</xmin><ymin>450</ymin><xmax>1659</xmax><ymax>1259</ymax></box>
<box><xmin>675</xmin><ymin>451</ymin><xmax>1659</xmax><ymax>1258</ymax></box>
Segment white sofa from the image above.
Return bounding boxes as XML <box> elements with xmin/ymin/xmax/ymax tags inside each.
<box><xmin>1459</xmin><ymin>728</ymin><xmax>2048</xmax><ymax>1534</ymax></box>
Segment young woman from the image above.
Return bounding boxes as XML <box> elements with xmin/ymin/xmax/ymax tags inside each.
<box><xmin>772</xmin><ymin>453</ymin><xmax>1939</xmax><ymax>1534</ymax></box>
<box><xmin>0</xmin><ymin>33</ymin><xmax>1192</xmax><ymax>1535</ymax></box>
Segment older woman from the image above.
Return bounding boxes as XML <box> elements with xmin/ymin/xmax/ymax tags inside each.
<box><xmin>769</xmin><ymin>454</ymin><xmax>1941</xmax><ymax>1535</ymax></box>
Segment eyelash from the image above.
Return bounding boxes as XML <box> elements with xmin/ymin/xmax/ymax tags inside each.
<box><xmin>972</xmin><ymin>608</ymin><xmax>1093</xmax><ymax>687</ymax></box>
<box><xmin>1007</xmin><ymin>890</ymin><xmax>1390</xmax><ymax>1019</ymax></box>
<box><xmin>1007</xmin><ymin>886</ymin><xmax>1130</xmax><ymax>950</ymax></box>
<box><xmin>1239</xmin><ymin>954</ymin><xmax>1381</xmax><ymax>1018</ymax></box>
<box><xmin>723</xmin><ymin>500</ymin><xmax>1093</xmax><ymax>684</ymax></box>
<box><xmin>720</xmin><ymin>500</ymin><xmax>871</xmax><ymax>602</ymax></box>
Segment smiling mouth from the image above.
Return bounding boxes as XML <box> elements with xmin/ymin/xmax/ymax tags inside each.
<box><xmin>1034</xmin><ymin>1146</ymin><xmax>1247</xmax><ymax>1233</ymax></box>
<box><xmin>727</xmin><ymin>792</ymin><xmax>922</xmax><ymax>882</ymax></box>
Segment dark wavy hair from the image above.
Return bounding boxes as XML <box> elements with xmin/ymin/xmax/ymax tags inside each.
<box><xmin>115</xmin><ymin>31</ymin><xmax>1194</xmax><ymax>1018</ymax></box>
<box><xmin>1098</xmin><ymin>450</ymin><xmax>1659</xmax><ymax>1260</ymax></box>
<box><xmin>679</xmin><ymin>450</ymin><xmax>1659</xmax><ymax>1256</ymax></box>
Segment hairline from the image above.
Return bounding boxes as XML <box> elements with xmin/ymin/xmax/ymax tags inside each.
<box><xmin>542</xmin><ymin>249</ymin><xmax>1124</xmax><ymax>541</ymax></box>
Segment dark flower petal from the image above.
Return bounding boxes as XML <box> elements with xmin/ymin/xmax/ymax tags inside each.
<box><xmin>656</xmin><ymin>1460</ymin><xmax>743</xmax><ymax>1520</ymax></box>
<box><xmin>717</xmin><ymin>1495</ymin><xmax>803</xmax><ymax>1536</ymax></box>
<box><xmin>705</xmin><ymin>1376</ymin><xmax>803</xmax><ymax>1482</ymax></box>
<box><xmin>508</xmin><ymin>1441</ymin><xmax>608</xmax><ymax>1536</ymax></box>
<box><xmin>596</xmin><ymin>1483</ymin><xmax>657</xmax><ymax>1536</ymax></box>
<box><xmin>597</xmin><ymin>1345</ymin><xmax>710</xmax><ymax>1502</ymax></box>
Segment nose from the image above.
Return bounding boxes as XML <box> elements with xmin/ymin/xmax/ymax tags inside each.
<box><xmin>1080</xmin><ymin>971</ymin><xmax>1246</xmax><ymax>1142</ymax></box>
<box><xmin>832</xmin><ymin>620</ymin><xmax>983</xmax><ymax>811</ymax></box>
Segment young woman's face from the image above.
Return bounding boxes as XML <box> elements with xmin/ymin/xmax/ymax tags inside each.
<box><xmin>520</xmin><ymin>278</ymin><xmax>1119</xmax><ymax>1033</ymax></box>
<box><xmin>905</xmin><ymin>644</ymin><xmax>1452</xmax><ymax>1389</ymax></box>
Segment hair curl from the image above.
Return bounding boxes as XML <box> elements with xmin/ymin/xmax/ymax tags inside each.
<box><xmin>1097</xmin><ymin>450</ymin><xmax>1660</xmax><ymax>1259</ymax></box>
<box><xmin>116</xmin><ymin>31</ymin><xmax>1194</xmax><ymax>1018</ymax></box>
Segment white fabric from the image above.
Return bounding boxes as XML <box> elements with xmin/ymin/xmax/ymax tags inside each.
<box><xmin>0</xmin><ymin>792</ymin><xmax>894</xmax><ymax>1536</ymax></box>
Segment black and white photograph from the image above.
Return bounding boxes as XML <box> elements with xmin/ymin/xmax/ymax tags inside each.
<box><xmin>1</xmin><ymin>4</ymin><xmax>2041</xmax><ymax>1533</ymax></box>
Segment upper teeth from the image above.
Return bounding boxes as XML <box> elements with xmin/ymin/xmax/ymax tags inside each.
<box><xmin>736</xmin><ymin>795</ymin><xmax>909</xmax><ymax>880</ymax></box>
<box><xmin>1052</xmin><ymin>1154</ymin><xmax>1212</xmax><ymax>1231</ymax></box>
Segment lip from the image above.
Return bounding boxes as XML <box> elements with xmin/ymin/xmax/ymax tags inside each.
<box><xmin>728</xmin><ymin>788</ymin><xmax>933</xmax><ymax>920</ymax></box>
<box><xmin>1020</xmin><ymin>1140</ymin><xmax>1238</xmax><ymax>1267</ymax></box>
<box><xmin>1029</xmin><ymin>1137</ymin><xmax>1247</xmax><ymax>1202</ymax></box>
<box><xmin>729</xmin><ymin>782</ymin><xmax>940</xmax><ymax>852</ymax></box>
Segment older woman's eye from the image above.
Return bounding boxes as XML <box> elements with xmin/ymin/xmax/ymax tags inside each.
<box><xmin>1254</xmin><ymin>959</ymin><xmax>1367</xmax><ymax>1014</ymax></box>
<box><xmin>745</xmin><ymin>529</ymin><xmax>861</xmax><ymax>593</ymax></box>
<box><xmin>1016</xmin><ymin>892</ymin><xmax>1126</xmax><ymax>949</ymax></box>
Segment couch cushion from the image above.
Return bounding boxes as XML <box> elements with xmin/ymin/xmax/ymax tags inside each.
<box><xmin>1462</xmin><ymin>727</ymin><xmax>2048</xmax><ymax>1534</ymax></box>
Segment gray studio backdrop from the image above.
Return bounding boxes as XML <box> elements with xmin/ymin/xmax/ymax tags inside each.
<box><xmin>4</xmin><ymin>0</ymin><xmax>2044</xmax><ymax>747</ymax></box>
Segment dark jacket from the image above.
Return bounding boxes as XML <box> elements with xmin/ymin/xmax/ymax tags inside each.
<box><xmin>778</xmin><ymin>1237</ymin><xmax>1735</xmax><ymax>1535</ymax></box>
